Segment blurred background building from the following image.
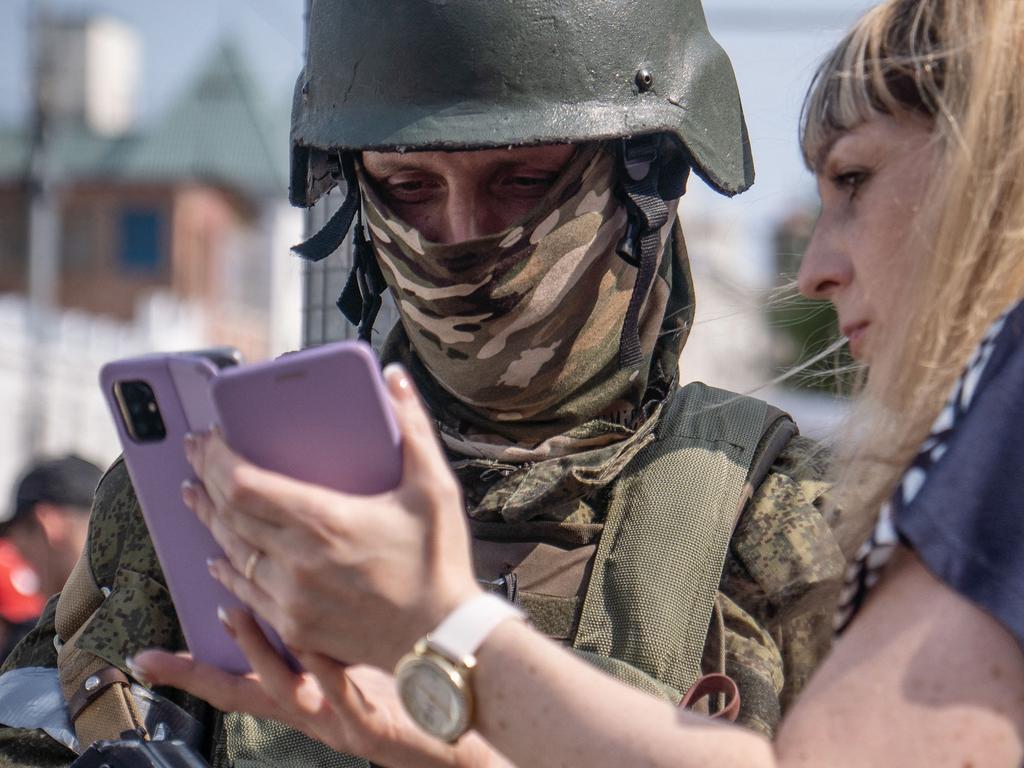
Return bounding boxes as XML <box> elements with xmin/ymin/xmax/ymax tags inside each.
<box><xmin>0</xmin><ymin>0</ymin><xmax>871</xmax><ymax>495</ymax></box>
<box><xmin>0</xmin><ymin>7</ymin><xmax>303</xmax><ymax>490</ymax></box>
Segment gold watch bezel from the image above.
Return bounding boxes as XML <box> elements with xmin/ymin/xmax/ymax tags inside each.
<box><xmin>395</xmin><ymin>639</ymin><xmax>476</xmax><ymax>743</ymax></box>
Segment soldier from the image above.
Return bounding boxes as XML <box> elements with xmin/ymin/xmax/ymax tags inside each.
<box><xmin>0</xmin><ymin>1</ymin><xmax>844</xmax><ymax>766</ymax></box>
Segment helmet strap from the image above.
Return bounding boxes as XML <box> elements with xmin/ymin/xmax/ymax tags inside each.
<box><xmin>291</xmin><ymin>154</ymin><xmax>388</xmax><ymax>343</ymax></box>
<box><xmin>291</xmin><ymin>154</ymin><xmax>360</xmax><ymax>263</ymax></box>
<box><xmin>343</xmin><ymin>203</ymin><xmax>387</xmax><ymax>343</ymax></box>
<box><xmin>617</xmin><ymin>136</ymin><xmax>669</xmax><ymax>370</ymax></box>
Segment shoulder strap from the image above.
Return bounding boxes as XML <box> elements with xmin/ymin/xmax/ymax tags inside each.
<box><xmin>573</xmin><ymin>382</ymin><xmax>796</xmax><ymax>698</ymax></box>
<box><xmin>54</xmin><ymin>551</ymin><xmax>104</xmax><ymax>645</ymax></box>
<box><xmin>55</xmin><ymin>476</ymin><xmax>148</xmax><ymax>750</ymax></box>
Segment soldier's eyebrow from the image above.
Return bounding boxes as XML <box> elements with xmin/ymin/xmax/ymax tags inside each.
<box><xmin>364</xmin><ymin>158</ymin><xmax>426</xmax><ymax>177</ymax></box>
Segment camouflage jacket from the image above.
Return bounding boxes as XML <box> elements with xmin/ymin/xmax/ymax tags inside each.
<box><xmin>0</xmin><ymin>411</ymin><xmax>843</xmax><ymax>767</ymax></box>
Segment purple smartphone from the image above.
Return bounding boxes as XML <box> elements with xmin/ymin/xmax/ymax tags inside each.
<box><xmin>100</xmin><ymin>349</ymin><xmax>259</xmax><ymax>673</ymax></box>
<box><xmin>101</xmin><ymin>341</ymin><xmax>402</xmax><ymax>674</ymax></box>
<box><xmin>211</xmin><ymin>341</ymin><xmax>403</xmax><ymax>495</ymax></box>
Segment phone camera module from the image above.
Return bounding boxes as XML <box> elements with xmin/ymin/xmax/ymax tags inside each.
<box><xmin>114</xmin><ymin>380</ymin><xmax>167</xmax><ymax>443</ymax></box>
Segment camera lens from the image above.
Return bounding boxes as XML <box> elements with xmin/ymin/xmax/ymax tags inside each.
<box><xmin>116</xmin><ymin>380</ymin><xmax>167</xmax><ymax>443</ymax></box>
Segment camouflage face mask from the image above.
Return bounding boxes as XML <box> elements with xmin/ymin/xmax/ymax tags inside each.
<box><xmin>358</xmin><ymin>145</ymin><xmax>678</xmax><ymax>447</ymax></box>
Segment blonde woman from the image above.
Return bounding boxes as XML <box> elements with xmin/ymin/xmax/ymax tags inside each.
<box><xmin>134</xmin><ymin>0</ymin><xmax>1024</xmax><ymax>765</ymax></box>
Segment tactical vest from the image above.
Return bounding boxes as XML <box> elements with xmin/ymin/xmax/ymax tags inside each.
<box><xmin>10</xmin><ymin>382</ymin><xmax>810</xmax><ymax>766</ymax></box>
<box><xmin>472</xmin><ymin>382</ymin><xmax>797</xmax><ymax>701</ymax></box>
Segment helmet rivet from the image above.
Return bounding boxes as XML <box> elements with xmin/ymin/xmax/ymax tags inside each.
<box><xmin>635</xmin><ymin>69</ymin><xmax>654</xmax><ymax>92</ymax></box>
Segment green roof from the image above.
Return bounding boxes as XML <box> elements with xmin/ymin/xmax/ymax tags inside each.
<box><xmin>0</xmin><ymin>41</ymin><xmax>289</xmax><ymax>197</ymax></box>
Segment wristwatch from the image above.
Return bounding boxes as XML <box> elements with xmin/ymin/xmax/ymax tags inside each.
<box><xmin>395</xmin><ymin>593</ymin><xmax>523</xmax><ymax>742</ymax></box>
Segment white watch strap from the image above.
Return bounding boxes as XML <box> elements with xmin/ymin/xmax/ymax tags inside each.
<box><xmin>428</xmin><ymin>593</ymin><xmax>523</xmax><ymax>661</ymax></box>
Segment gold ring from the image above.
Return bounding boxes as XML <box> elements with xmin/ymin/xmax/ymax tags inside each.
<box><xmin>243</xmin><ymin>549</ymin><xmax>263</xmax><ymax>582</ymax></box>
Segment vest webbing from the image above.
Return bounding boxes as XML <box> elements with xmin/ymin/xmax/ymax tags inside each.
<box><xmin>55</xmin><ymin>550</ymin><xmax>147</xmax><ymax>749</ymax></box>
<box><xmin>573</xmin><ymin>381</ymin><xmax>781</xmax><ymax>700</ymax></box>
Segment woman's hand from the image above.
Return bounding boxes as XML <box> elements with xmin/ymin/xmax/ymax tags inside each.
<box><xmin>129</xmin><ymin>607</ymin><xmax>511</xmax><ymax>768</ymax></box>
<box><xmin>182</xmin><ymin>364</ymin><xmax>482</xmax><ymax>670</ymax></box>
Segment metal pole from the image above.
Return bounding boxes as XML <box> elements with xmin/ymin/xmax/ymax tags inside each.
<box><xmin>23</xmin><ymin>3</ymin><xmax>61</xmax><ymax>454</ymax></box>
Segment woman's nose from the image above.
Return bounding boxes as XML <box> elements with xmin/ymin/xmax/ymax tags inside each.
<box><xmin>797</xmin><ymin>223</ymin><xmax>852</xmax><ymax>301</ymax></box>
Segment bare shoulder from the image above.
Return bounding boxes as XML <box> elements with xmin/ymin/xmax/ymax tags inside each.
<box><xmin>777</xmin><ymin>548</ymin><xmax>1024</xmax><ymax>768</ymax></box>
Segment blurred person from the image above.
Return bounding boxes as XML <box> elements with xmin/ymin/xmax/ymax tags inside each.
<box><xmin>0</xmin><ymin>540</ymin><xmax>44</xmax><ymax>662</ymax></box>
<box><xmin>132</xmin><ymin>0</ymin><xmax>1024</xmax><ymax>766</ymax></box>
<box><xmin>3</xmin><ymin>456</ymin><xmax>101</xmax><ymax>598</ymax></box>
<box><xmin>0</xmin><ymin>1</ymin><xmax>847</xmax><ymax>766</ymax></box>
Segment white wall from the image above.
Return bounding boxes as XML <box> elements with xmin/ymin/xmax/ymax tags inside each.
<box><xmin>264</xmin><ymin>201</ymin><xmax>304</xmax><ymax>357</ymax></box>
<box><xmin>0</xmin><ymin>293</ymin><xmax>206</xmax><ymax>498</ymax></box>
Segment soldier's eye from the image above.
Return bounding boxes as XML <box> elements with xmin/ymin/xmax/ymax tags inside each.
<box><xmin>386</xmin><ymin>177</ymin><xmax>441</xmax><ymax>203</ymax></box>
<box><xmin>497</xmin><ymin>173</ymin><xmax>556</xmax><ymax>198</ymax></box>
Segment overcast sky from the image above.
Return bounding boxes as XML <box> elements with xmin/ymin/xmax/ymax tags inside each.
<box><xmin>0</xmin><ymin>0</ymin><xmax>874</xmax><ymax>266</ymax></box>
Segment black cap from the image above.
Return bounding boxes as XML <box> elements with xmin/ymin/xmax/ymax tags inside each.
<box><xmin>7</xmin><ymin>455</ymin><xmax>103</xmax><ymax>526</ymax></box>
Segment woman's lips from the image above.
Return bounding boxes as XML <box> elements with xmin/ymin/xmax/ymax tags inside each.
<box><xmin>842</xmin><ymin>322</ymin><xmax>869</xmax><ymax>359</ymax></box>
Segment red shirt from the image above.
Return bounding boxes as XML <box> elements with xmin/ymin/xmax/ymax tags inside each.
<box><xmin>0</xmin><ymin>540</ymin><xmax>44</xmax><ymax>623</ymax></box>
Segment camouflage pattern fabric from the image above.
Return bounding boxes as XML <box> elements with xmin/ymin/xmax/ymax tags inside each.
<box><xmin>359</xmin><ymin>143</ymin><xmax>679</xmax><ymax>450</ymax></box>
<box><xmin>717</xmin><ymin>436</ymin><xmax>842</xmax><ymax>732</ymax></box>
<box><xmin>377</xmin><ymin>220</ymin><xmax>694</xmax><ymax>465</ymax></box>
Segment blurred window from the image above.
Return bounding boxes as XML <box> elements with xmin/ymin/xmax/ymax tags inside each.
<box><xmin>118</xmin><ymin>208</ymin><xmax>163</xmax><ymax>273</ymax></box>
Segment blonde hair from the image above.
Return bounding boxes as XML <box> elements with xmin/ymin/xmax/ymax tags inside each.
<box><xmin>800</xmin><ymin>0</ymin><xmax>1024</xmax><ymax>554</ymax></box>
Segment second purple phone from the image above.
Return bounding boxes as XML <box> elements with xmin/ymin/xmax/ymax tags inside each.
<box><xmin>208</xmin><ymin>341</ymin><xmax>403</xmax><ymax>671</ymax></box>
<box><xmin>211</xmin><ymin>341</ymin><xmax>403</xmax><ymax>494</ymax></box>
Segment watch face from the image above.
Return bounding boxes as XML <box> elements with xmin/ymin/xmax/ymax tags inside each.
<box><xmin>396</xmin><ymin>656</ymin><xmax>469</xmax><ymax>742</ymax></box>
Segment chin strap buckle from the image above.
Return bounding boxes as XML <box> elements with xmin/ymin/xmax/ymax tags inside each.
<box><xmin>621</xmin><ymin>134</ymin><xmax>661</xmax><ymax>181</ymax></box>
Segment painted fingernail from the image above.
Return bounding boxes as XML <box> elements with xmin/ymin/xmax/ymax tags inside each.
<box><xmin>184</xmin><ymin>433</ymin><xmax>198</xmax><ymax>462</ymax></box>
<box><xmin>181</xmin><ymin>480</ymin><xmax>197</xmax><ymax>507</ymax></box>
<box><xmin>217</xmin><ymin>606</ymin><xmax>236</xmax><ymax>638</ymax></box>
<box><xmin>383</xmin><ymin>363</ymin><xmax>411</xmax><ymax>395</ymax></box>
<box><xmin>207</xmin><ymin>558</ymin><xmax>219</xmax><ymax>579</ymax></box>
<box><xmin>124</xmin><ymin>655</ymin><xmax>149</xmax><ymax>685</ymax></box>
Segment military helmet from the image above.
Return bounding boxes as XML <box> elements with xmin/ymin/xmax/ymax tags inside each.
<box><xmin>290</xmin><ymin>0</ymin><xmax>754</xmax><ymax>207</ymax></box>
